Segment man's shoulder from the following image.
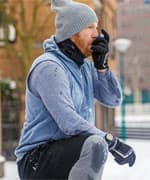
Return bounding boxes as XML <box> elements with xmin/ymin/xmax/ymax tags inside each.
<box><xmin>32</xmin><ymin>52</ymin><xmax>63</xmax><ymax>67</ymax></box>
<box><xmin>35</xmin><ymin>52</ymin><xmax>59</xmax><ymax>62</ymax></box>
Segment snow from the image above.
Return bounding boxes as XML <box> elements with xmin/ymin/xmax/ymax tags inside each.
<box><xmin>1</xmin><ymin>139</ymin><xmax>150</xmax><ymax>180</ymax></box>
<box><xmin>103</xmin><ymin>139</ymin><xmax>150</xmax><ymax>180</ymax></box>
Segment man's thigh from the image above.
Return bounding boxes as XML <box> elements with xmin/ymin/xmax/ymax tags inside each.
<box><xmin>19</xmin><ymin>134</ymin><xmax>91</xmax><ymax>179</ymax></box>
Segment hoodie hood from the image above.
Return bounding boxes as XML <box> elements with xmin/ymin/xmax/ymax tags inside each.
<box><xmin>43</xmin><ymin>36</ymin><xmax>59</xmax><ymax>54</ymax></box>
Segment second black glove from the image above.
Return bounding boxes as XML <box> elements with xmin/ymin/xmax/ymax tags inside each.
<box><xmin>105</xmin><ymin>133</ymin><xmax>136</xmax><ymax>167</ymax></box>
<box><xmin>91</xmin><ymin>29</ymin><xmax>109</xmax><ymax>70</ymax></box>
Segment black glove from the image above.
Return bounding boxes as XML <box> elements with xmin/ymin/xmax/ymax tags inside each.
<box><xmin>105</xmin><ymin>133</ymin><xmax>136</xmax><ymax>167</ymax></box>
<box><xmin>91</xmin><ymin>29</ymin><xmax>110</xmax><ymax>70</ymax></box>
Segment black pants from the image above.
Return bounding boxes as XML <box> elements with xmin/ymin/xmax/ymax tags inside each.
<box><xmin>17</xmin><ymin>135</ymin><xmax>91</xmax><ymax>180</ymax></box>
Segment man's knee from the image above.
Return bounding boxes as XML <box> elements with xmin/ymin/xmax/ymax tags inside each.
<box><xmin>80</xmin><ymin>135</ymin><xmax>108</xmax><ymax>172</ymax></box>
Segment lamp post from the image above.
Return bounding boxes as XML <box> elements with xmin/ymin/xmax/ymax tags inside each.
<box><xmin>0</xmin><ymin>76</ymin><xmax>5</xmax><ymax>177</ymax></box>
<box><xmin>114</xmin><ymin>38</ymin><xmax>132</xmax><ymax>141</ymax></box>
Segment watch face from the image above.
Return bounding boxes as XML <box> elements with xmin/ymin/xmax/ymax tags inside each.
<box><xmin>106</xmin><ymin>134</ymin><xmax>114</xmax><ymax>141</ymax></box>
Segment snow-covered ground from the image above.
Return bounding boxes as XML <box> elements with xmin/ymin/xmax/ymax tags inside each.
<box><xmin>1</xmin><ymin>139</ymin><xmax>150</xmax><ymax>180</ymax></box>
<box><xmin>103</xmin><ymin>139</ymin><xmax>150</xmax><ymax>180</ymax></box>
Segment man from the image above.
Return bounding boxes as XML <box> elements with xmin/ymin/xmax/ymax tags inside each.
<box><xmin>15</xmin><ymin>0</ymin><xmax>136</xmax><ymax>179</ymax></box>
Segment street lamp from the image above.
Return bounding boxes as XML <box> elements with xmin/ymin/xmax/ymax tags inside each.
<box><xmin>114</xmin><ymin>38</ymin><xmax>132</xmax><ymax>141</ymax></box>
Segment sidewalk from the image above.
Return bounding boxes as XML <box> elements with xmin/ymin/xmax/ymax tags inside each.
<box><xmin>0</xmin><ymin>139</ymin><xmax>150</xmax><ymax>180</ymax></box>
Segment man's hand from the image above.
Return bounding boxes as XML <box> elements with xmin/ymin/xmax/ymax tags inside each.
<box><xmin>91</xmin><ymin>29</ymin><xmax>110</xmax><ymax>70</ymax></box>
<box><xmin>105</xmin><ymin>133</ymin><xmax>136</xmax><ymax>167</ymax></box>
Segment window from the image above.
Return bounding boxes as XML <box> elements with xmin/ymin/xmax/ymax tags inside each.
<box><xmin>0</xmin><ymin>8</ymin><xmax>16</xmax><ymax>46</ymax></box>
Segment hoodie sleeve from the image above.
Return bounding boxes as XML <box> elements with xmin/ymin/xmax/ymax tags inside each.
<box><xmin>29</xmin><ymin>61</ymin><xmax>106</xmax><ymax>137</ymax></box>
<box><xmin>92</xmin><ymin>66</ymin><xmax>123</xmax><ymax>108</ymax></box>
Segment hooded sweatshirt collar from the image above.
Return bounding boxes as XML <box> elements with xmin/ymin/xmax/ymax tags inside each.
<box><xmin>43</xmin><ymin>36</ymin><xmax>85</xmax><ymax>67</ymax></box>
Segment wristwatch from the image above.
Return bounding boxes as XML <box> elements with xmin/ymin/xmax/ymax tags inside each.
<box><xmin>105</xmin><ymin>133</ymin><xmax>115</xmax><ymax>148</ymax></box>
<box><xmin>105</xmin><ymin>133</ymin><xmax>114</xmax><ymax>141</ymax></box>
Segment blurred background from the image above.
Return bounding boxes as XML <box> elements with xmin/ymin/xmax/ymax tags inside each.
<box><xmin>0</xmin><ymin>0</ymin><xmax>149</xmax><ymax>179</ymax></box>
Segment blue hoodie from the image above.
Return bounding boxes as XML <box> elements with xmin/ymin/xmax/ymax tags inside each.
<box><xmin>15</xmin><ymin>36</ymin><xmax>122</xmax><ymax>162</ymax></box>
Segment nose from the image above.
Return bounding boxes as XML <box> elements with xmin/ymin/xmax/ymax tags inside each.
<box><xmin>93</xmin><ymin>28</ymin><xmax>98</xmax><ymax>38</ymax></box>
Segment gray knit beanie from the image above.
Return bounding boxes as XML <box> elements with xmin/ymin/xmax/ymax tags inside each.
<box><xmin>51</xmin><ymin>0</ymin><xmax>98</xmax><ymax>42</ymax></box>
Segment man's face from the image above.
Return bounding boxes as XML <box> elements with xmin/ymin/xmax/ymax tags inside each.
<box><xmin>70</xmin><ymin>22</ymin><xmax>98</xmax><ymax>57</ymax></box>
